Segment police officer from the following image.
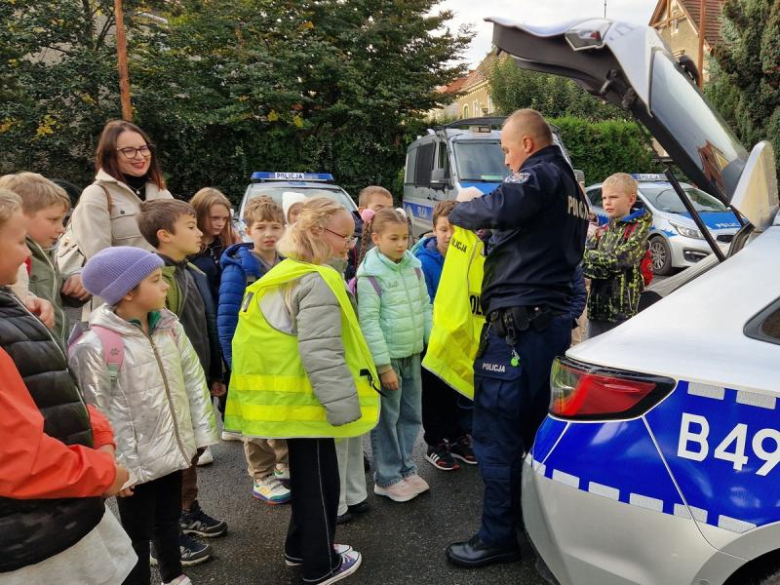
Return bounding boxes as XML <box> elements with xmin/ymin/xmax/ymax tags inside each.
<box><xmin>445</xmin><ymin>109</ymin><xmax>588</xmax><ymax>568</ymax></box>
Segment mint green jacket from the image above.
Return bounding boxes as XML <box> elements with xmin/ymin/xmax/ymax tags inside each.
<box><xmin>356</xmin><ymin>247</ymin><xmax>432</xmax><ymax>368</ymax></box>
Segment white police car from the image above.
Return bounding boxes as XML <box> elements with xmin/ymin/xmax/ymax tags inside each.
<box><xmin>488</xmin><ymin>16</ymin><xmax>780</xmax><ymax>585</ymax></box>
<box><xmin>236</xmin><ymin>172</ymin><xmax>357</xmax><ymax>239</ymax></box>
<box><xmin>586</xmin><ymin>175</ymin><xmax>741</xmax><ymax>275</ymax></box>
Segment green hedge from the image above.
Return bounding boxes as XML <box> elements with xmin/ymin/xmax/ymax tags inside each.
<box><xmin>550</xmin><ymin>117</ymin><xmax>659</xmax><ymax>185</ymax></box>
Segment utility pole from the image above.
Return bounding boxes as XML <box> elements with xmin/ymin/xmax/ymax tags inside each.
<box><xmin>697</xmin><ymin>0</ymin><xmax>707</xmax><ymax>89</ymax></box>
<box><xmin>604</xmin><ymin>0</ymin><xmax>607</xmax><ymax>18</ymax></box>
<box><xmin>114</xmin><ymin>0</ymin><xmax>133</xmax><ymax>121</ymax></box>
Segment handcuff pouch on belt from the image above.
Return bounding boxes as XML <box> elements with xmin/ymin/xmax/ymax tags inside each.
<box><xmin>489</xmin><ymin>306</ymin><xmax>552</xmax><ymax>347</ymax></box>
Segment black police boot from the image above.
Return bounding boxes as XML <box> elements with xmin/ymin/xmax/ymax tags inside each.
<box><xmin>445</xmin><ymin>535</ymin><xmax>521</xmax><ymax>568</ymax></box>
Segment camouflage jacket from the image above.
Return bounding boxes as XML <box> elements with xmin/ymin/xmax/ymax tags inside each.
<box><xmin>583</xmin><ymin>206</ymin><xmax>652</xmax><ymax>322</ymax></box>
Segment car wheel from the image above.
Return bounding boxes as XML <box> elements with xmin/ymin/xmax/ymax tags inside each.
<box><xmin>649</xmin><ymin>236</ymin><xmax>673</xmax><ymax>276</ymax></box>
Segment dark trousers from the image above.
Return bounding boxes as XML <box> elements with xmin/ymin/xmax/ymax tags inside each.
<box><xmin>421</xmin><ymin>365</ymin><xmax>467</xmax><ymax>446</ymax></box>
<box><xmin>472</xmin><ymin>316</ymin><xmax>571</xmax><ymax>548</ymax></box>
<box><xmin>285</xmin><ymin>438</ymin><xmax>341</xmax><ymax>582</ymax></box>
<box><xmin>118</xmin><ymin>470</ymin><xmax>183</xmax><ymax>585</ymax></box>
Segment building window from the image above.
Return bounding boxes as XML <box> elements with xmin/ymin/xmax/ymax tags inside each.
<box><xmin>463</xmin><ymin>104</ymin><xmax>469</xmax><ymax>118</ymax></box>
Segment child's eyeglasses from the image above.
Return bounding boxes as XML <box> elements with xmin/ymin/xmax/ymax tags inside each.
<box><xmin>324</xmin><ymin>228</ymin><xmax>358</xmax><ymax>249</ymax></box>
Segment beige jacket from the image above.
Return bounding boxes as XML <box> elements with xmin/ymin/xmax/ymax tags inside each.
<box><xmin>70</xmin><ymin>169</ymin><xmax>172</xmax><ymax>260</ymax></box>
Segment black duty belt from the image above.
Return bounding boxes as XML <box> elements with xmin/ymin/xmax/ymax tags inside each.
<box><xmin>488</xmin><ymin>306</ymin><xmax>553</xmax><ymax>346</ymax></box>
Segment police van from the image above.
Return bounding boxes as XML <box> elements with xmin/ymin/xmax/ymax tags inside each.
<box><xmin>402</xmin><ymin>117</ymin><xmax>578</xmax><ymax>237</ymax></box>
<box><xmin>586</xmin><ymin>174</ymin><xmax>741</xmax><ymax>275</ymax></box>
<box><xmin>235</xmin><ymin>172</ymin><xmax>357</xmax><ymax>239</ymax></box>
<box><xmin>489</xmin><ymin>16</ymin><xmax>780</xmax><ymax>585</ymax></box>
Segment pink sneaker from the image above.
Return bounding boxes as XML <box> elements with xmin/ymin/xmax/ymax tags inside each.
<box><xmin>374</xmin><ymin>480</ymin><xmax>418</xmax><ymax>502</ymax></box>
<box><xmin>404</xmin><ymin>474</ymin><xmax>430</xmax><ymax>495</ymax></box>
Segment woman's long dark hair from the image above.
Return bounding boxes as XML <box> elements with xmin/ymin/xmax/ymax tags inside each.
<box><xmin>95</xmin><ymin>120</ymin><xmax>166</xmax><ymax>190</ymax></box>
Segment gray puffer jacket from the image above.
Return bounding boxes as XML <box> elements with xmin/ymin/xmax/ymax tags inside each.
<box><xmin>68</xmin><ymin>305</ymin><xmax>218</xmax><ymax>485</ymax></box>
<box><xmin>260</xmin><ymin>271</ymin><xmax>361</xmax><ymax>427</ymax></box>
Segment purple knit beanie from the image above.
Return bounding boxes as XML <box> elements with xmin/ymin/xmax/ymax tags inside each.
<box><xmin>81</xmin><ymin>246</ymin><xmax>165</xmax><ymax>306</ymax></box>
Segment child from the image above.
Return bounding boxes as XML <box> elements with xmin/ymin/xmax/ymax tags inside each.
<box><xmin>136</xmin><ymin>200</ymin><xmax>228</xmax><ymax>564</ymax></box>
<box><xmin>69</xmin><ymin>246</ymin><xmax>218</xmax><ymax>585</ymax></box>
<box><xmin>0</xmin><ymin>188</ymin><xmax>136</xmax><ymax>585</ymax></box>
<box><xmin>413</xmin><ymin>200</ymin><xmax>476</xmax><ymax>472</ymax></box>
<box><xmin>226</xmin><ymin>197</ymin><xmax>371</xmax><ymax>585</ymax></box>
<box><xmin>283</xmin><ymin>191</ymin><xmax>308</xmax><ymax>224</ymax></box>
<box><xmin>0</xmin><ymin>172</ymin><xmax>91</xmax><ymax>347</ymax></box>
<box><xmin>189</xmin><ymin>187</ymin><xmax>240</xmax><ymax>304</ymax></box>
<box><xmin>218</xmin><ymin>196</ymin><xmax>291</xmax><ymax>504</ymax></box>
<box><xmin>583</xmin><ymin>173</ymin><xmax>652</xmax><ymax>337</ymax></box>
<box><xmin>357</xmin><ymin>208</ymin><xmax>432</xmax><ymax>502</ymax></box>
<box><xmin>347</xmin><ymin>185</ymin><xmax>394</xmax><ymax>281</ymax></box>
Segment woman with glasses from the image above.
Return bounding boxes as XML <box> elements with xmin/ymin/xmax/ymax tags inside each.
<box><xmin>70</xmin><ymin>120</ymin><xmax>172</xmax><ymax>267</ymax></box>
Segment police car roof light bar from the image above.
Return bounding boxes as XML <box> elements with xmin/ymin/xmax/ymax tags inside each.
<box><xmin>663</xmin><ymin>167</ymin><xmax>726</xmax><ymax>263</ymax></box>
<box><xmin>251</xmin><ymin>172</ymin><xmax>335</xmax><ymax>183</ymax></box>
<box><xmin>550</xmin><ymin>358</ymin><xmax>676</xmax><ymax>421</ymax></box>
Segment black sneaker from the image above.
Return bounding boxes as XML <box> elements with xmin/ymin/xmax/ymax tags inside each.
<box><xmin>179</xmin><ymin>534</ymin><xmax>212</xmax><ymax>566</ymax></box>
<box><xmin>150</xmin><ymin>534</ymin><xmax>211</xmax><ymax>567</ymax></box>
<box><xmin>336</xmin><ymin>510</ymin><xmax>353</xmax><ymax>525</ymax></box>
<box><xmin>180</xmin><ymin>500</ymin><xmax>228</xmax><ymax>538</ymax></box>
<box><xmin>425</xmin><ymin>442</ymin><xmax>460</xmax><ymax>471</ymax></box>
<box><xmin>450</xmin><ymin>436</ymin><xmax>478</xmax><ymax>466</ymax></box>
<box><xmin>347</xmin><ymin>500</ymin><xmax>370</xmax><ymax>515</ymax></box>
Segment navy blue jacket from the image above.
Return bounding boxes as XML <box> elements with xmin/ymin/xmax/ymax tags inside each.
<box><xmin>414</xmin><ymin>236</ymin><xmax>444</xmax><ymax>301</ymax></box>
<box><xmin>190</xmin><ymin>240</ymin><xmax>227</xmax><ymax>304</ymax></box>
<box><xmin>448</xmin><ymin>145</ymin><xmax>589</xmax><ymax>314</ymax></box>
<box><xmin>218</xmin><ymin>242</ymin><xmax>273</xmax><ymax>367</ymax></box>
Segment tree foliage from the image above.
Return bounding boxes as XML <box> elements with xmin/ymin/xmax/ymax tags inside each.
<box><xmin>551</xmin><ymin>117</ymin><xmax>658</xmax><ymax>184</ymax></box>
<box><xmin>487</xmin><ymin>56</ymin><xmax>627</xmax><ymax>121</ymax></box>
<box><xmin>1</xmin><ymin>0</ymin><xmax>472</xmax><ymax>201</ymax></box>
<box><xmin>706</xmin><ymin>0</ymin><xmax>780</xmax><ymax>181</ymax></box>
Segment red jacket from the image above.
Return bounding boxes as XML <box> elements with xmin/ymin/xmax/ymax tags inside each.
<box><xmin>0</xmin><ymin>348</ymin><xmax>117</xmax><ymax>499</ymax></box>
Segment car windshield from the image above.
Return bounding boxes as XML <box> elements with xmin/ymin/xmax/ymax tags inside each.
<box><xmin>243</xmin><ymin>185</ymin><xmax>356</xmax><ymax>214</ymax></box>
<box><xmin>453</xmin><ymin>141</ymin><xmax>510</xmax><ymax>182</ymax></box>
<box><xmin>642</xmin><ymin>186</ymin><xmax>729</xmax><ymax>214</ymax></box>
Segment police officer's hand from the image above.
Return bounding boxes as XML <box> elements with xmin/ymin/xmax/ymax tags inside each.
<box><xmin>380</xmin><ymin>369</ymin><xmax>400</xmax><ymax>391</ymax></box>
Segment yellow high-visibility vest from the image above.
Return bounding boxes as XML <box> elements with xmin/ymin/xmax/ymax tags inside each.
<box><xmin>422</xmin><ymin>227</ymin><xmax>486</xmax><ymax>400</ymax></box>
<box><xmin>226</xmin><ymin>259</ymin><xmax>381</xmax><ymax>439</ymax></box>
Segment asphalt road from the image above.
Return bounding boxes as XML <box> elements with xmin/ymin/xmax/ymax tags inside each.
<box><xmin>130</xmin><ymin>434</ymin><xmax>548</xmax><ymax>585</ymax></box>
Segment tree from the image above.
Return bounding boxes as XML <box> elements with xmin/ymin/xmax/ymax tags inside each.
<box><xmin>0</xmin><ymin>1</ymin><xmax>166</xmax><ymax>182</ymax></box>
<box><xmin>2</xmin><ymin>0</ymin><xmax>472</xmax><ymax>201</ymax></box>
<box><xmin>706</xmin><ymin>0</ymin><xmax>780</xmax><ymax>182</ymax></box>
<box><xmin>487</xmin><ymin>56</ymin><xmax>628</xmax><ymax>121</ymax></box>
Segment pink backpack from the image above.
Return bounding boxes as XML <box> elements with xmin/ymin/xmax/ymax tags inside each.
<box><xmin>68</xmin><ymin>324</ymin><xmax>125</xmax><ymax>384</ymax></box>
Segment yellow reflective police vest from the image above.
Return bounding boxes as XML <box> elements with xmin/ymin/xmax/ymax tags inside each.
<box><xmin>225</xmin><ymin>259</ymin><xmax>381</xmax><ymax>439</ymax></box>
<box><xmin>422</xmin><ymin>226</ymin><xmax>486</xmax><ymax>400</ymax></box>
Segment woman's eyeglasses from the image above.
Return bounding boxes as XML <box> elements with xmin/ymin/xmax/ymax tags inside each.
<box><xmin>117</xmin><ymin>145</ymin><xmax>154</xmax><ymax>159</ymax></box>
<box><xmin>324</xmin><ymin>228</ymin><xmax>358</xmax><ymax>249</ymax></box>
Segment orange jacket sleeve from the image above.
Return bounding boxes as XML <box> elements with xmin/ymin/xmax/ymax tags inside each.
<box><xmin>86</xmin><ymin>404</ymin><xmax>116</xmax><ymax>451</ymax></box>
<box><xmin>0</xmin><ymin>349</ymin><xmax>116</xmax><ymax>499</ymax></box>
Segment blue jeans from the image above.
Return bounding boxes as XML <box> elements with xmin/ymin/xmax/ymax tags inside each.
<box><xmin>370</xmin><ymin>354</ymin><xmax>423</xmax><ymax>488</ymax></box>
<box><xmin>472</xmin><ymin>316</ymin><xmax>572</xmax><ymax>548</ymax></box>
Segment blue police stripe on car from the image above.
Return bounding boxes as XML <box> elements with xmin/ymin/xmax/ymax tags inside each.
<box><xmin>529</xmin><ymin>380</ymin><xmax>780</xmax><ymax>535</ymax></box>
<box><xmin>459</xmin><ymin>182</ymin><xmax>501</xmax><ymax>194</ymax></box>
<box><xmin>404</xmin><ymin>201</ymin><xmax>434</xmax><ymax>222</ymax></box>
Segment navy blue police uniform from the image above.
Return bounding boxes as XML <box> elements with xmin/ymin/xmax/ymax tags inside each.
<box><xmin>447</xmin><ymin>144</ymin><xmax>589</xmax><ymax>560</ymax></box>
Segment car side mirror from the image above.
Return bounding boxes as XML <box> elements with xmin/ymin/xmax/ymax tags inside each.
<box><xmin>430</xmin><ymin>168</ymin><xmax>449</xmax><ymax>191</ymax></box>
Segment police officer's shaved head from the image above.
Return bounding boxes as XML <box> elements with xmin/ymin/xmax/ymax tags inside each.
<box><xmin>503</xmin><ymin>109</ymin><xmax>553</xmax><ymax>147</ymax></box>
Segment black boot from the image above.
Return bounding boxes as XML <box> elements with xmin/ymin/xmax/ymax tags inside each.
<box><xmin>445</xmin><ymin>535</ymin><xmax>521</xmax><ymax>569</ymax></box>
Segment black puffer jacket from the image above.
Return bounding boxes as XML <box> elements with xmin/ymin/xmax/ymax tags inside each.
<box><xmin>0</xmin><ymin>288</ymin><xmax>105</xmax><ymax>573</ymax></box>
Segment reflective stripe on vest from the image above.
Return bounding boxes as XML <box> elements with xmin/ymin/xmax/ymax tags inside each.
<box><xmin>422</xmin><ymin>227</ymin><xmax>486</xmax><ymax>400</ymax></box>
<box><xmin>226</xmin><ymin>259</ymin><xmax>380</xmax><ymax>438</ymax></box>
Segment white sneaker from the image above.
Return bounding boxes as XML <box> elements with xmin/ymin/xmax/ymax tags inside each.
<box><xmin>221</xmin><ymin>430</ymin><xmax>242</xmax><ymax>442</ymax></box>
<box><xmin>285</xmin><ymin>543</ymin><xmax>353</xmax><ymax>567</ymax></box>
<box><xmin>163</xmin><ymin>576</ymin><xmax>192</xmax><ymax>585</ymax></box>
<box><xmin>373</xmin><ymin>480</ymin><xmax>417</xmax><ymax>502</ymax></box>
<box><xmin>404</xmin><ymin>474</ymin><xmax>430</xmax><ymax>495</ymax></box>
<box><xmin>304</xmin><ymin>550</ymin><xmax>362</xmax><ymax>585</ymax></box>
<box><xmin>195</xmin><ymin>446</ymin><xmax>213</xmax><ymax>466</ymax></box>
<box><xmin>274</xmin><ymin>465</ymin><xmax>290</xmax><ymax>482</ymax></box>
<box><xmin>253</xmin><ymin>476</ymin><xmax>291</xmax><ymax>504</ymax></box>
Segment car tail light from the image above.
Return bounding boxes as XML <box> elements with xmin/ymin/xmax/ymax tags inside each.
<box><xmin>550</xmin><ymin>358</ymin><xmax>676</xmax><ymax>420</ymax></box>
